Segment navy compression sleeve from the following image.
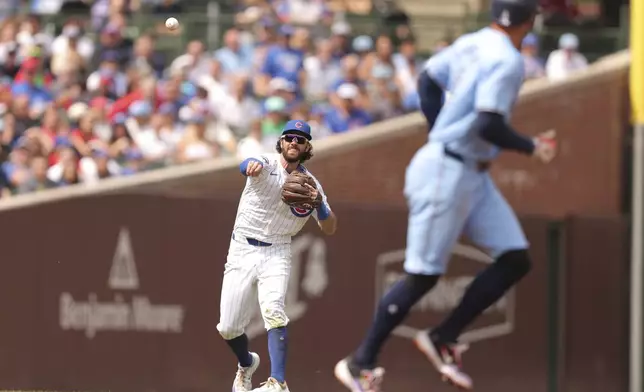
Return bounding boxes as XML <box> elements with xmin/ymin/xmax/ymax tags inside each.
<box><xmin>239</xmin><ymin>158</ymin><xmax>263</xmax><ymax>175</ymax></box>
<box><xmin>474</xmin><ymin>112</ymin><xmax>535</xmax><ymax>154</ymax></box>
<box><xmin>419</xmin><ymin>75</ymin><xmax>444</xmax><ymax>128</ymax></box>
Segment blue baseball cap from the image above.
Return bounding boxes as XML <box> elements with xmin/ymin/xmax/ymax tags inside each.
<box><xmin>282</xmin><ymin>119</ymin><xmax>312</xmax><ymax>140</ymax></box>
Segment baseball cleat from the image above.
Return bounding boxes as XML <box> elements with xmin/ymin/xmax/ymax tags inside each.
<box><xmin>232</xmin><ymin>352</ymin><xmax>261</xmax><ymax>392</ymax></box>
<box><xmin>414</xmin><ymin>331</ymin><xmax>473</xmax><ymax>390</ymax></box>
<box><xmin>251</xmin><ymin>377</ymin><xmax>290</xmax><ymax>391</ymax></box>
<box><xmin>334</xmin><ymin>357</ymin><xmax>385</xmax><ymax>392</ymax></box>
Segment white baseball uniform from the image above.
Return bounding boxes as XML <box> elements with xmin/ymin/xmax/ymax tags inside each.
<box><xmin>217</xmin><ymin>153</ymin><xmax>331</xmax><ymax>340</ymax></box>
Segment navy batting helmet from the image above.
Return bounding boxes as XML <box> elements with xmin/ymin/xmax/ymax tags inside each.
<box><xmin>491</xmin><ymin>0</ymin><xmax>539</xmax><ymax>27</ymax></box>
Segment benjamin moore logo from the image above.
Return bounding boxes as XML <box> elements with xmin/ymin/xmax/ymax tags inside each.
<box><xmin>108</xmin><ymin>228</ymin><xmax>139</xmax><ymax>290</ymax></box>
<box><xmin>59</xmin><ymin>227</ymin><xmax>186</xmax><ymax>339</ymax></box>
<box><xmin>375</xmin><ymin>243</ymin><xmax>515</xmax><ymax>344</ymax></box>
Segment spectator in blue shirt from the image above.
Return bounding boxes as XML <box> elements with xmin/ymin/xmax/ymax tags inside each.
<box><xmin>324</xmin><ymin>83</ymin><xmax>372</xmax><ymax>134</ymax></box>
<box><xmin>255</xmin><ymin>25</ymin><xmax>305</xmax><ymax>97</ymax></box>
<box><xmin>214</xmin><ymin>28</ymin><xmax>254</xmax><ymax>79</ymax></box>
<box><xmin>521</xmin><ymin>33</ymin><xmax>546</xmax><ymax>80</ymax></box>
<box><xmin>11</xmin><ymin>59</ymin><xmax>52</xmax><ymax>106</ymax></box>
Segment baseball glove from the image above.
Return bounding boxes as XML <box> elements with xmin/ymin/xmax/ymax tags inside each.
<box><xmin>281</xmin><ymin>171</ymin><xmax>322</xmax><ymax>209</ymax></box>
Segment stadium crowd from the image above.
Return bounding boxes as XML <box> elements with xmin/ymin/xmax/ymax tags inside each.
<box><xmin>0</xmin><ymin>0</ymin><xmax>430</xmax><ymax>198</ymax></box>
<box><xmin>0</xmin><ymin>0</ymin><xmax>590</xmax><ymax>199</ymax></box>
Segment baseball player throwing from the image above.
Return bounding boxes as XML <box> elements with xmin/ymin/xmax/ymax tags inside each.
<box><xmin>218</xmin><ymin>120</ymin><xmax>337</xmax><ymax>392</ymax></box>
<box><xmin>334</xmin><ymin>0</ymin><xmax>556</xmax><ymax>390</ymax></box>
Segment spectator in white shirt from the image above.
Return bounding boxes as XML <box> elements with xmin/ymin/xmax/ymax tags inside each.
<box><xmin>51</xmin><ymin>22</ymin><xmax>95</xmax><ymax>64</ymax></box>
<box><xmin>218</xmin><ymin>75</ymin><xmax>261</xmax><ymax>137</ymax></box>
<box><xmin>125</xmin><ymin>100</ymin><xmax>169</xmax><ymax>165</ymax></box>
<box><xmin>168</xmin><ymin>40</ymin><xmax>211</xmax><ymax>85</ymax></box>
<box><xmin>546</xmin><ymin>33</ymin><xmax>588</xmax><ymax>82</ymax></box>
<box><xmin>303</xmin><ymin>38</ymin><xmax>342</xmax><ymax>102</ymax></box>
<box><xmin>236</xmin><ymin>119</ymin><xmax>266</xmax><ymax>159</ymax></box>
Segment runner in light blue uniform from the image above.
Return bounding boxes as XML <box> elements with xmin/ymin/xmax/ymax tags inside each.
<box><xmin>334</xmin><ymin>0</ymin><xmax>557</xmax><ymax>390</ymax></box>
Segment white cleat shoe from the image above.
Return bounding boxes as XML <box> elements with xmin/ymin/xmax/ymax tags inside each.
<box><xmin>414</xmin><ymin>331</ymin><xmax>473</xmax><ymax>390</ymax></box>
<box><xmin>251</xmin><ymin>377</ymin><xmax>290</xmax><ymax>391</ymax></box>
<box><xmin>334</xmin><ymin>357</ymin><xmax>385</xmax><ymax>392</ymax></box>
<box><xmin>232</xmin><ymin>352</ymin><xmax>261</xmax><ymax>392</ymax></box>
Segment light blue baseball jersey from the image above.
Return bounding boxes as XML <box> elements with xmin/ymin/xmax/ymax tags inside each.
<box><xmin>403</xmin><ymin>27</ymin><xmax>529</xmax><ymax>276</ymax></box>
<box><xmin>424</xmin><ymin>27</ymin><xmax>525</xmax><ymax>161</ymax></box>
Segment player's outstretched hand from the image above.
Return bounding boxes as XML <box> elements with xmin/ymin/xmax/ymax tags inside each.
<box><xmin>246</xmin><ymin>160</ymin><xmax>264</xmax><ymax>176</ymax></box>
<box><xmin>533</xmin><ymin>129</ymin><xmax>557</xmax><ymax>163</ymax></box>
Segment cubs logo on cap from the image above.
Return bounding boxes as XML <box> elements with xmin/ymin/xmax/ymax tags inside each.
<box><xmin>282</xmin><ymin>119</ymin><xmax>312</xmax><ymax>140</ymax></box>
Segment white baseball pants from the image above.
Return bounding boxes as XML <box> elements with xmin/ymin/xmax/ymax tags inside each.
<box><xmin>217</xmin><ymin>237</ymin><xmax>291</xmax><ymax>340</ymax></box>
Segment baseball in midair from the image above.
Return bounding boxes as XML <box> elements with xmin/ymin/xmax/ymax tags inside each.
<box><xmin>165</xmin><ymin>17</ymin><xmax>179</xmax><ymax>31</ymax></box>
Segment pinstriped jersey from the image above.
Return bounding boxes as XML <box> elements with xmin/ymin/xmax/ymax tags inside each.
<box><xmin>232</xmin><ymin>153</ymin><xmax>330</xmax><ymax>244</ymax></box>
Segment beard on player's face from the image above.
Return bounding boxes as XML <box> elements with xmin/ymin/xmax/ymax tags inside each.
<box><xmin>281</xmin><ymin>140</ymin><xmax>306</xmax><ymax>163</ymax></box>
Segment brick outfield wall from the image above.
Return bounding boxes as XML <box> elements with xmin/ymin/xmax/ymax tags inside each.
<box><xmin>0</xmin><ymin>196</ymin><xmax>629</xmax><ymax>392</ymax></box>
<box><xmin>132</xmin><ymin>55</ymin><xmax>630</xmax><ymax>219</ymax></box>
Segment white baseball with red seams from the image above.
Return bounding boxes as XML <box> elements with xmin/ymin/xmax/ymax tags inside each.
<box><xmin>165</xmin><ymin>17</ymin><xmax>179</xmax><ymax>30</ymax></box>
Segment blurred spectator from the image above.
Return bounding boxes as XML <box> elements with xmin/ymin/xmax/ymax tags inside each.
<box><xmin>51</xmin><ymin>21</ymin><xmax>95</xmax><ymax>66</ymax></box>
<box><xmin>329</xmin><ymin>54</ymin><xmax>368</xmax><ymax>109</ymax></box>
<box><xmin>359</xmin><ymin>34</ymin><xmax>395</xmax><ymax>83</ymax></box>
<box><xmin>70</xmin><ymin>109</ymin><xmax>103</xmax><ymax>157</ymax></box>
<box><xmin>0</xmin><ymin>42</ymin><xmax>20</xmax><ymax>79</ymax></box>
<box><xmin>219</xmin><ymin>75</ymin><xmax>261</xmax><ymax>136</ymax></box>
<box><xmin>11</xmin><ymin>58</ymin><xmax>53</xmax><ymax>105</ymax></box>
<box><xmin>304</xmin><ymin>38</ymin><xmax>343</xmax><ymax>102</ymax></box>
<box><xmin>268</xmin><ymin>77</ymin><xmax>300</xmax><ymax>110</ymax></box>
<box><xmin>20</xmin><ymin>155</ymin><xmax>56</xmax><ymax>192</ymax></box>
<box><xmin>366</xmin><ymin>63</ymin><xmax>403</xmax><ymax>121</ymax></box>
<box><xmin>237</xmin><ymin>119</ymin><xmax>264</xmax><ymax>159</ymax></box>
<box><xmin>329</xmin><ymin>21</ymin><xmax>352</xmax><ymax>59</ymax></box>
<box><xmin>1</xmin><ymin>2</ymin><xmax>596</xmax><ymax>200</ymax></box>
<box><xmin>324</xmin><ymin>83</ymin><xmax>372</xmax><ymax>133</ymax></box>
<box><xmin>546</xmin><ymin>33</ymin><xmax>588</xmax><ymax>81</ymax></box>
<box><xmin>79</xmin><ymin>147</ymin><xmax>120</xmax><ymax>185</ymax></box>
<box><xmin>274</xmin><ymin>0</ymin><xmax>333</xmax><ymax>27</ymax></box>
<box><xmin>170</xmin><ymin>40</ymin><xmax>210</xmax><ymax>85</ymax></box>
<box><xmin>215</xmin><ymin>28</ymin><xmax>254</xmax><ymax>79</ymax></box>
<box><xmin>393</xmin><ymin>37</ymin><xmax>422</xmax><ymax>111</ymax></box>
<box><xmin>86</xmin><ymin>52</ymin><xmax>128</xmax><ymax>99</ymax></box>
<box><xmin>255</xmin><ymin>25</ymin><xmax>306</xmax><ymax>97</ymax></box>
<box><xmin>130</xmin><ymin>33</ymin><xmax>166</xmax><ymax>79</ymax></box>
<box><xmin>352</xmin><ymin>35</ymin><xmax>374</xmax><ymax>63</ymax></box>
<box><xmin>261</xmin><ymin>96</ymin><xmax>290</xmax><ymax>147</ymax></box>
<box><xmin>126</xmin><ymin>100</ymin><xmax>169</xmax><ymax>165</ymax></box>
<box><xmin>2</xmin><ymin>136</ymin><xmax>33</xmax><ymax>193</ymax></box>
<box><xmin>94</xmin><ymin>21</ymin><xmax>133</xmax><ymax>69</ymax></box>
<box><xmin>3</xmin><ymin>94</ymin><xmax>39</xmax><ymax>146</ymax></box>
<box><xmin>521</xmin><ymin>33</ymin><xmax>546</xmax><ymax>80</ymax></box>
<box><xmin>176</xmin><ymin>111</ymin><xmax>219</xmax><ymax>163</ymax></box>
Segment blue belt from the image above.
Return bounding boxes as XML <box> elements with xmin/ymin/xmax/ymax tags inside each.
<box><xmin>232</xmin><ymin>233</ymin><xmax>272</xmax><ymax>247</ymax></box>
